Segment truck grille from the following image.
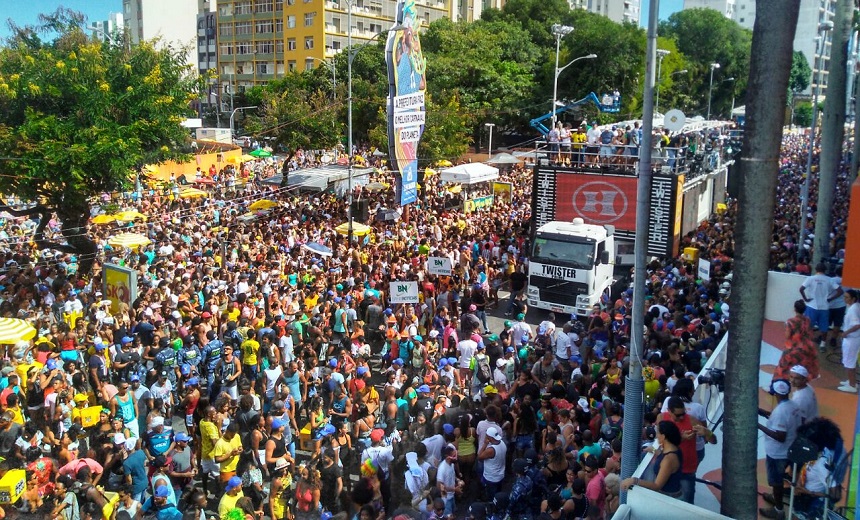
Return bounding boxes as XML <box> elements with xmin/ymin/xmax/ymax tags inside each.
<box><xmin>530</xmin><ymin>276</ymin><xmax>588</xmax><ymax>306</ymax></box>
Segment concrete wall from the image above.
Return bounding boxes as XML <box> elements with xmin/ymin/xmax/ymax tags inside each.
<box><xmin>614</xmin><ymin>488</ymin><xmax>733</xmax><ymax>520</ymax></box>
<box><xmin>765</xmin><ymin>271</ymin><xmax>807</xmax><ymax>322</ymax></box>
<box><xmin>146</xmin><ymin>141</ymin><xmax>243</xmax><ymax>182</ymax></box>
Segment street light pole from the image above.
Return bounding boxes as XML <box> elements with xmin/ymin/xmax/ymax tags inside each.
<box><xmin>722</xmin><ymin>77</ymin><xmax>736</xmax><ymax>118</ymax></box>
<box><xmin>550</xmin><ymin>24</ymin><xmax>574</xmax><ymax>128</ymax></box>
<box><xmin>485</xmin><ymin>123</ymin><xmax>495</xmax><ymax>159</ymax></box>
<box><xmin>229</xmin><ymin>106</ymin><xmax>258</xmax><ymax>139</ymax></box>
<box><xmin>655</xmin><ymin>49</ymin><xmax>670</xmax><ymax>115</ymax></box>
<box><xmin>707</xmin><ymin>62</ymin><xmax>720</xmax><ymax>120</ymax></box>
<box><xmin>800</xmin><ymin>23</ymin><xmax>833</xmax><ymax>261</ymax></box>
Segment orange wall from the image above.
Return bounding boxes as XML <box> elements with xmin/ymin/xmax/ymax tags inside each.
<box><xmin>844</xmin><ymin>176</ymin><xmax>860</xmax><ymax>287</ymax></box>
<box><xmin>146</xmin><ymin>142</ymin><xmax>243</xmax><ymax>182</ymax></box>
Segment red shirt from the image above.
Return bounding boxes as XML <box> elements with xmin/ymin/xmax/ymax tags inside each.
<box><xmin>661</xmin><ymin>411</ymin><xmax>697</xmax><ymax>474</ymax></box>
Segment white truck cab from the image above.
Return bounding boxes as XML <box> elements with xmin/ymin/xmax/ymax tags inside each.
<box><xmin>527</xmin><ymin>218</ymin><xmax>616</xmax><ymax>317</ymax></box>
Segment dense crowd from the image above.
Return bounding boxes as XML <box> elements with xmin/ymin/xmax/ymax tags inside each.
<box><xmin>0</xmin><ymin>128</ymin><xmax>847</xmax><ymax>520</ymax></box>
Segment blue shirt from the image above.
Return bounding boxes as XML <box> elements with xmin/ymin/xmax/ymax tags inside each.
<box><xmin>145</xmin><ymin>428</ymin><xmax>173</xmax><ymax>456</ymax></box>
<box><xmin>123</xmin><ymin>449</ymin><xmax>149</xmax><ymax>494</ymax></box>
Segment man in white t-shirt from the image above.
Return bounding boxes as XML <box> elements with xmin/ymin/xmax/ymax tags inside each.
<box><xmin>799</xmin><ymin>263</ymin><xmax>842</xmax><ymax>348</ymax></box>
<box><xmin>758</xmin><ymin>380</ymin><xmax>801</xmax><ymax>519</ymax></box>
<box><xmin>436</xmin><ymin>446</ymin><xmax>460</xmax><ymax>515</ymax></box>
<box><xmin>839</xmin><ymin>288</ymin><xmax>860</xmax><ymax>393</ymax></box>
<box><xmin>457</xmin><ymin>337</ymin><xmax>477</xmax><ymax>383</ymax></box>
<box><xmin>788</xmin><ymin>365</ymin><xmax>818</xmax><ymax>424</ymax></box>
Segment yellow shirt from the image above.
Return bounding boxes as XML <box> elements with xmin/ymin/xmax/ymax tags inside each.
<box><xmin>573</xmin><ymin>131</ymin><xmax>587</xmax><ymax>148</ymax></box>
<box><xmin>227</xmin><ymin>308</ymin><xmax>241</xmax><ymax>322</ymax></box>
<box><xmin>218</xmin><ymin>490</ymin><xmax>245</xmax><ymax>518</ymax></box>
<box><xmin>241</xmin><ymin>339</ymin><xmax>260</xmax><ymax>366</ymax></box>
<box><xmin>212</xmin><ymin>434</ymin><xmax>242</xmax><ymax>473</ymax></box>
<box><xmin>200</xmin><ymin>420</ymin><xmax>220</xmax><ymax>460</ymax></box>
<box><xmin>8</xmin><ymin>406</ymin><xmax>23</xmax><ymax>426</ymax></box>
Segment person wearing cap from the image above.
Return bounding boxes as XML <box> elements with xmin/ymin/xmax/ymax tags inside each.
<box><xmin>143</xmin><ymin>415</ymin><xmax>173</xmax><ymax>459</ymax></box>
<box><xmin>142</xmin><ymin>484</ymin><xmax>183</xmax><ymax>520</ymax></box>
<box><xmin>177</xmin><ymin>337</ymin><xmax>202</xmax><ymax>379</ymax></box>
<box><xmin>200</xmin><ymin>330</ymin><xmax>224</xmax><ymax>396</ymax></box>
<box><xmin>88</xmin><ymin>341</ymin><xmax>109</xmax><ymax>392</ymax></box>
<box><xmin>436</xmin><ymin>446</ymin><xmax>461</xmax><ymax>515</ymax></box>
<box><xmin>167</xmin><ymin>431</ymin><xmax>197</xmax><ymax>491</ymax></box>
<box><xmin>477</xmin><ymin>425</ymin><xmax>507</xmax><ymax>499</ymax></box>
<box><xmin>218</xmin><ymin>476</ymin><xmax>245</xmax><ymax>518</ymax></box>
<box><xmin>505</xmin><ymin>458</ymin><xmax>534</xmax><ymax>517</ymax></box>
<box><xmin>757</xmin><ymin>379</ymin><xmax>801</xmax><ymax>519</ymax></box>
<box><xmin>361</xmin><ymin>427</ymin><xmax>395</xmax><ymax>512</ymax></box>
<box><xmin>788</xmin><ymin>365</ymin><xmax>818</xmax><ymax>424</ymax></box>
<box><xmin>511</xmin><ymin>312</ymin><xmax>532</xmax><ymax>349</ymax></box>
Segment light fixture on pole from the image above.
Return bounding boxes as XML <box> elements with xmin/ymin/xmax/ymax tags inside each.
<box><xmin>552</xmin><ymin>52</ymin><xmax>597</xmax><ymax>128</ymax></box>
<box><xmin>229</xmin><ymin>106</ymin><xmax>258</xmax><ymax>141</ymax></box>
<box><xmin>706</xmin><ymin>62</ymin><xmax>720</xmax><ymax>121</ymax></box>
<box><xmin>655</xmin><ymin>49</ymin><xmax>670</xmax><ymax>115</ymax></box>
<box><xmin>799</xmin><ymin>21</ymin><xmax>834</xmax><ymax>261</ymax></box>
<box><xmin>550</xmin><ymin>24</ymin><xmax>575</xmax><ymax>128</ymax></box>
<box><xmin>722</xmin><ymin>77</ymin><xmax>736</xmax><ymax>118</ymax></box>
<box><xmin>485</xmin><ymin>123</ymin><xmax>495</xmax><ymax>159</ymax></box>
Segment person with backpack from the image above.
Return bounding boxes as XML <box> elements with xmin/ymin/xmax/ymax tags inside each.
<box><xmin>216</xmin><ymin>343</ymin><xmax>242</xmax><ymax>400</ymax></box>
<box><xmin>470</xmin><ymin>344</ymin><xmax>492</xmax><ymax>400</ymax></box>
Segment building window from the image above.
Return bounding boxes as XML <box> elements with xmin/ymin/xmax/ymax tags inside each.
<box><xmin>219</xmin><ymin>5</ymin><xmax>232</xmax><ymax>16</ymax></box>
<box><xmin>276</xmin><ymin>40</ymin><xmax>284</xmax><ymax>53</ymax></box>
<box><xmin>257</xmin><ymin>41</ymin><xmax>274</xmax><ymax>53</ymax></box>
<box><xmin>305</xmin><ymin>59</ymin><xmax>314</xmax><ymax>70</ymax></box>
<box><xmin>235</xmin><ymin>21</ymin><xmax>253</xmax><ymax>35</ymax></box>
<box><xmin>234</xmin><ymin>1</ymin><xmax>253</xmax><ymax>14</ymax></box>
<box><xmin>287</xmin><ymin>15</ymin><xmax>296</xmax><ymax>28</ymax></box>
<box><xmin>257</xmin><ymin>62</ymin><xmax>271</xmax><ymax>74</ymax></box>
<box><xmin>288</xmin><ymin>0</ymin><xmax>295</xmax><ymax>4</ymax></box>
<box><xmin>739</xmin><ymin>17</ymin><xmax>744</xmax><ymax>22</ymax></box>
<box><xmin>288</xmin><ymin>60</ymin><xmax>297</xmax><ymax>71</ymax></box>
<box><xmin>255</xmin><ymin>0</ymin><xmax>274</xmax><ymax>13</ymax></box>
<box><xmin>305</xmin><ymin>12</ymin><xmax>316</xmax><ymax>26</ymax></box>
<box><xmin>219</xmin><ymin>44</ymin><xmax>234</xmax><ymax>55</ymax></box>
<box><xmin>305</xmin><ymin>36</ymin><xmax>314</xmax><ymax>49</ymax></box>
<box><xmin>275</xmin><ymin>19</ymin><xmax>283</xmax><ymax>32</ymax></box>
<box><xmin>219</xmin><ymin>22</ymin><xmax>234</xmax><ymax>36</ymax></box>
<box><xmin>288</xmin><ymin>38</ymin><xmax>297</xmax><ymax>50</ymax></box>
<box><xmin>275</xmin><ymin>0</ymin><xmax>284</xmax><ymax>10</ymax></box>
<box><xmin>256</xmin><ymin>20</ymin><xmax>274</xmax><ymax>33</ymax></box>
<box><xmin>369</xmin><ymin>22</ymin><xmax>382</xmax><ymax>33</ymax></box>
<box><xmin>236</xmin><ymin>42</ymin><xmax>254</xmax><ymax>54</ymax></box>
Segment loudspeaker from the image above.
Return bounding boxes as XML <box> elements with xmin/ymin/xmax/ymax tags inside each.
<box><xmin>351</xmin><ymin>199</ymin><xmax>369</xmax><ymax>223</ymax></box>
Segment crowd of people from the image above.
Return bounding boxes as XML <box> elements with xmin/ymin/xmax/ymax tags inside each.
<box><xmin>0</xmin><ymin>125</ymin><xmax>849</xmax><ymax>520</ymax></box>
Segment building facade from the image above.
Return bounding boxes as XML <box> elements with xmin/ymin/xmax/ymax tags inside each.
<box><xmin>683</xmin><ymin>0</ymin><xmax>734</xmax><ymax>19</ymax></box>
<box><xmin>89</xmin><ymin>12</ymin><xmax>125</xmax><ymax>43</ymax></box>
<box><xmin>214</xmin><ymin>0</ymin><xmax>455</xmax><ymax>92</ymax></box>
<box><xmin>733</xmin><ymin>0</ymin><xmax>834</xmax><ymax>96</ymax></box>
<box><xmin>123</xmin><ymin>0</ymin><xmax>200</xmax><ymax>68</ymax></box>
<box><xmin>584</xmin><ymin>0</ymin><xmax>640</xmax><ymax>24</ymax></box>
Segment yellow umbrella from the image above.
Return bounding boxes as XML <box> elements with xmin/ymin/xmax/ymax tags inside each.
<box><xmin>335</xmin><ymin>222</ymin><xmax>372</xmax><ymax>237</ymax></box>
<box><xmin>108</xmin><ymin>233</ymin><xmax>151</xmax><ymax>249</ymax></box>
<box><xmin>447</xmin><ymin>184</ymin><xmax>462</xmax><ymax>194</ymax></box>
<box><xmin>226</xmin><ymin>155</ymin><xmax>241</xmax><ymax>164</ymax></box>
<box><xmin>424</xmin><ymin>167</ymin><xmax>437</xmax><ymax>178</ymax></box>
<box><xmin>91</xmin><ymin>214</ymin><xmax>116</xmax><ymax>225</ymax></box>
<box><xmin>249</xmin><ymin>199</ymin><xmax>278</xmax><ymax>211</ymax></box>
<box><xmin>241</xmin><ymin>154</ymin><xmax>256</xmax><ymax>162</ymax></box>
<box><xmin>143</xmin><ymin>164</ymin><xmax>159</xmax><ymax>174</ymax></box>
<box><xmin>179</xmin><ymin>188</ymin><xmax>209</xmax><ymax>199</ymax></box>
<box><xmin>435</xmin><ymin>160</ymin><xmax>453</xmax><ymax>167</ymax></box>
<box><xmin>0</xmin><ymin>318</ymin><xmax>36</xmax><ymax>344</ymax></box>
<box><xmin>114</xmin><ymin>211</ymin><xmax>147</xmax><ymax>222</ymax></box>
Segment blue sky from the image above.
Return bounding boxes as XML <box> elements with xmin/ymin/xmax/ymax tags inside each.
<box><xmin>0</xmin><ymin>0</ymin><xmax>122</xmax><ymax>39</ymax></box>
<box><xmin>640</xmin><ymin>0</ymin><xmax>683</xmax><ymax>27</ymax></box>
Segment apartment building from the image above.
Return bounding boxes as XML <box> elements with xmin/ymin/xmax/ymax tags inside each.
<box><xmin>89</xmin><ymin>12</ymin><xmax>125</xmax><ymax>43</ymax></box>
<box><xmin>683</xmin><ymin>0</ymin><xmax>734</xmax><ymax>19</ymax></box>
<box><xmin>584</xmin><ymin>0</ymin><xmax>640</xmax><ymax>25</ymax></box>
<box><xmin>214</xmin><ymin>0</ymin><xmax>454</xmax><ymax>92</ymax></box>
<box><xmin>123</xmin><ymin>0</ymin><xmax>200</xmax><ymax>68</ymax></box>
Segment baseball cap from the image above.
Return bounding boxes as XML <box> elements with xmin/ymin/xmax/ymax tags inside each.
<box><xmin>443</xmin><ymin>423</ymin><xmax>455</xmax><ymax>435</ymax></box>
<box><xmin>121</xmin><ymin>336</ymin><xmax>134</xmax><ymax>344</ymax></box>
<box><xmin>186</xmin><ymin>377</ymin><xmax>199</xmax><ymax>386</ymax></box>
<box><xmin>484</xmin><ymin>385</ymin><xmax>498</xmax><ymax>395</ymax></box>
<box><xmin>275</xmin><ymin>458</ymin><xmax>291</xmax><ymax>471</ymax></box>
<box><xmin>130</xmin><ymin>374</ymin><xmax>140</xmax><ymax>382</ymax></box>
<box><xmin>504</xmin><ymin>320</ymin><xmax>512</xmax><ymax>328</ymax></box>
<box><xmin>771</xmin><ymin>380</ymin><xmax>791</xmax><ymax>396</ymax></box>
<box><xmin>357</xmin><ymin>366</ymin><xmax>368</xmax><ymax>376</ymax></box>
<box><xmin>418</xmin><ymin>384</ymin><xmax>431</xmax><ymax>393</ymax></box>
<box><xmin>94</xmin><ymin>342</ymin><xmax>106</xmax><ymax>351</ymax></box>
<box><xmin>174</xmin><ymin>432</ymin><xmax>192</xmax><ymax>443</ymax></box>
<box><xmin>272</xmin><ymin>417</ymin><xmax>286</xmax><ymax>430</ymax></box>
<box><xmin>569</xmin><ymin>355</ymin><xmax>583</xmax><ymax>365</ymax></box>
<box><xmin>578</xmin><ymin>397</ymin><xmax>590</xmax><ymax>411</ymax></box>
<box><xmin>439</xmin><ymin>358</ymin><xmax>448</xmax><ymax>367</ymax></box>
<box><xmin>46</xmin><ymin>359</ymin><xmax>57</xmax><ymax>370</ymax></box>
<box><xmin>486</xmin><ymin>426</ymin><xmax>502</xmax><ymax>441</ymax></box>
<box><xmin>180</xmin><ymin>364</ymin><xmax>191</xmax><ymax>376</ymax></box>
<box><xmin>113</xmin><ymin>433</ymin><xmax>127</xmax><ymax>445</ymax></box>
<box><xmin>370</xmin><ymin>429</ymin><xmax>385</xmax><ymax>443</ymax></box>
<box><xmin>789</xmin><ymin>365</ymin><xmax>809</xmax><ymax>378</ymax></box>
<box><xmin>516</xmin><ymin>313</ymin><xmax>525</xmax><ymax>320</ymax></box>
<box><xmin>506</xmin><ymin>347</ymin><xmax>515</xmax><ymax>353</ymax></box>
<box><xmin>225</xmin><ymin>476</ymin><xmax>242</xmax><ymax>492</ymax></box>
<box><xmin>150</xmin><ymin>416</ymin><xmax>165</xmax><ymax>428</ymax></box>
<box><xmin>429</xmin><ymin>330</ymin><xmax>439</xmax><ymax>338</ymax></box>
<box><xmin>329</xmin><ymin>358</ymin><xmax>338</xmax><ymax>367</ymax></box>
<box><xmin>154</xmin><ymin>485</ymin><xmax>170</xmax><ymax>498</ymax></box>
<box><xmin>392</xmin><ymin>358</ymin><xmax>404</xmax><ymax>366</ymax></box>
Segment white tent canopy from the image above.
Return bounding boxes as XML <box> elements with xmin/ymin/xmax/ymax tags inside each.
<box><xmin>439</xmin><ymin>163</ymin><xmax>500</xmax><ymax>185</ymax></box>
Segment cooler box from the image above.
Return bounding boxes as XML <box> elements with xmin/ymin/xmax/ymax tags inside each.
<box><xmin>299</xmin><ymin>423</ymin><xmax>312</xmax><ymax>452</ymax></box>
<box><xmin>15</xmin><ymin>362</ymin><xmax>43</xmax><ymax>386</ymax></box>
<box><xmin>0</xmin><ymin>469</ymin><xmax>25</xmax><ymax>504</ymax></box>
<box><xmin>80</xmin><ymin>405</ymin><xmax>104</xmax><ymax>428</ymax></box>
<box><xmin>682</xmin><ymin>247</ymin><xmax>699</xmax><ymax>263</ymax></box>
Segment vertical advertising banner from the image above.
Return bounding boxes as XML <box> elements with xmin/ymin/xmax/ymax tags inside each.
<box><xmin>492</xmin><ymin>181</ymin><xmax>513</xmax><ymax>204</ymax></box>
<box><xmin>103</xmin><ymin>263</ymin><xmax>138</xmax><ymax>315</ymax></box>
<box><xmin>386</xmin><ymin>0</ymin><xmax>426</xmax><ymax>207</ymax></box>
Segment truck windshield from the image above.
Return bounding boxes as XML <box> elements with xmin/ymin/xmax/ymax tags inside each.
<box><xmin>532</xmin><ymin>237</ymin><xmax>595</xmax><ymax>269</ymax></box>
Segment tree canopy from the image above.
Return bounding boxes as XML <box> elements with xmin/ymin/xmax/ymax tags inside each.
<box><xmin>0</xmin><ymin>11</ymin><xmax>199</xmax><ymax>274</ymax></box>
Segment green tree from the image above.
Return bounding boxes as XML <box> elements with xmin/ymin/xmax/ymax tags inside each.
<box><xmin>255</xmin><ymin>72</ymin><xmax>343</xmax><ymax>180</ymax></box>
<box><xmin>660</xmin><ymin>8</ymin><xmax>752</xmax><ymax>118</ymax></box>
<box><xmin>0</xmin><ymin>11</ymin><xmax>199</xmax><ymax>275</ymax></box>
<box><xmin>793</xmin><ymin>100</ymin><xmax>812</xmax><ymax>127</ymax></box>
<box><xmin>789</xmin><ymin>50</ymin><xmax>812</xmax><ymax>93</ymax></box>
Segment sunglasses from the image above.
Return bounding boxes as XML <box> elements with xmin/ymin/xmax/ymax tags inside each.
<box><xmin>673</xmin><ymin>412</ymin><xmax>686</xmax><ymax>419</ymax></box>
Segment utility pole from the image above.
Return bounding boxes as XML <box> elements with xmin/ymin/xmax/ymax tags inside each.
<box><xmin>814</xmin><ymin>0</ymin><xmax>852</xmax><ymax>266</ymax></box>
<box><xmin>620</xmin><ymin>0</ymin><xmax>657</xmax><ymax>503</ymax></box>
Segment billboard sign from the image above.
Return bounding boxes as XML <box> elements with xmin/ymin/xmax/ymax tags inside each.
<box><xmin>464</xmin><ymin>195</ymin><xmax>494</xmax><ymax>214</ymax></box>
<box><xmin>647</xmin><ymin>173</ymin><xmax>679</xmax><ymax>257</ymax></box>
<box><xmin>389</xmin><ymin>281</ymin><xmax>419</xmax><ymax>304</ymax></box>
<box><xmin>386</xmin><ymin>0</ymin><xmax>426</xmax><ymax>207</ymax></box>
<box><xmin>492</xmin><ymin>181</ymin><xmax>513</xmax><ymax>204</ymax></box>
<box><xmin>103</xmin><ymin>263</ymin><xmax>138</xmax><ymax>315</ymax></box>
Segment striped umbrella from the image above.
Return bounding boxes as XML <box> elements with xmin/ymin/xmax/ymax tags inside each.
<box><xmin>108</xmin><ymin>232</ymin><xmax>151</xmax><ymax>249</ymax></box>
<box><xmin>0</xmin><ymin>318</ymin><xmax>36</xmax><ymax>344</ymax></box>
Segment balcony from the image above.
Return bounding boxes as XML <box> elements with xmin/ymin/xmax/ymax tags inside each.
<box><xmin>326</xmin><ymin>1</ymin><xmax>342</xmax><ymax>9</ymax></box>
